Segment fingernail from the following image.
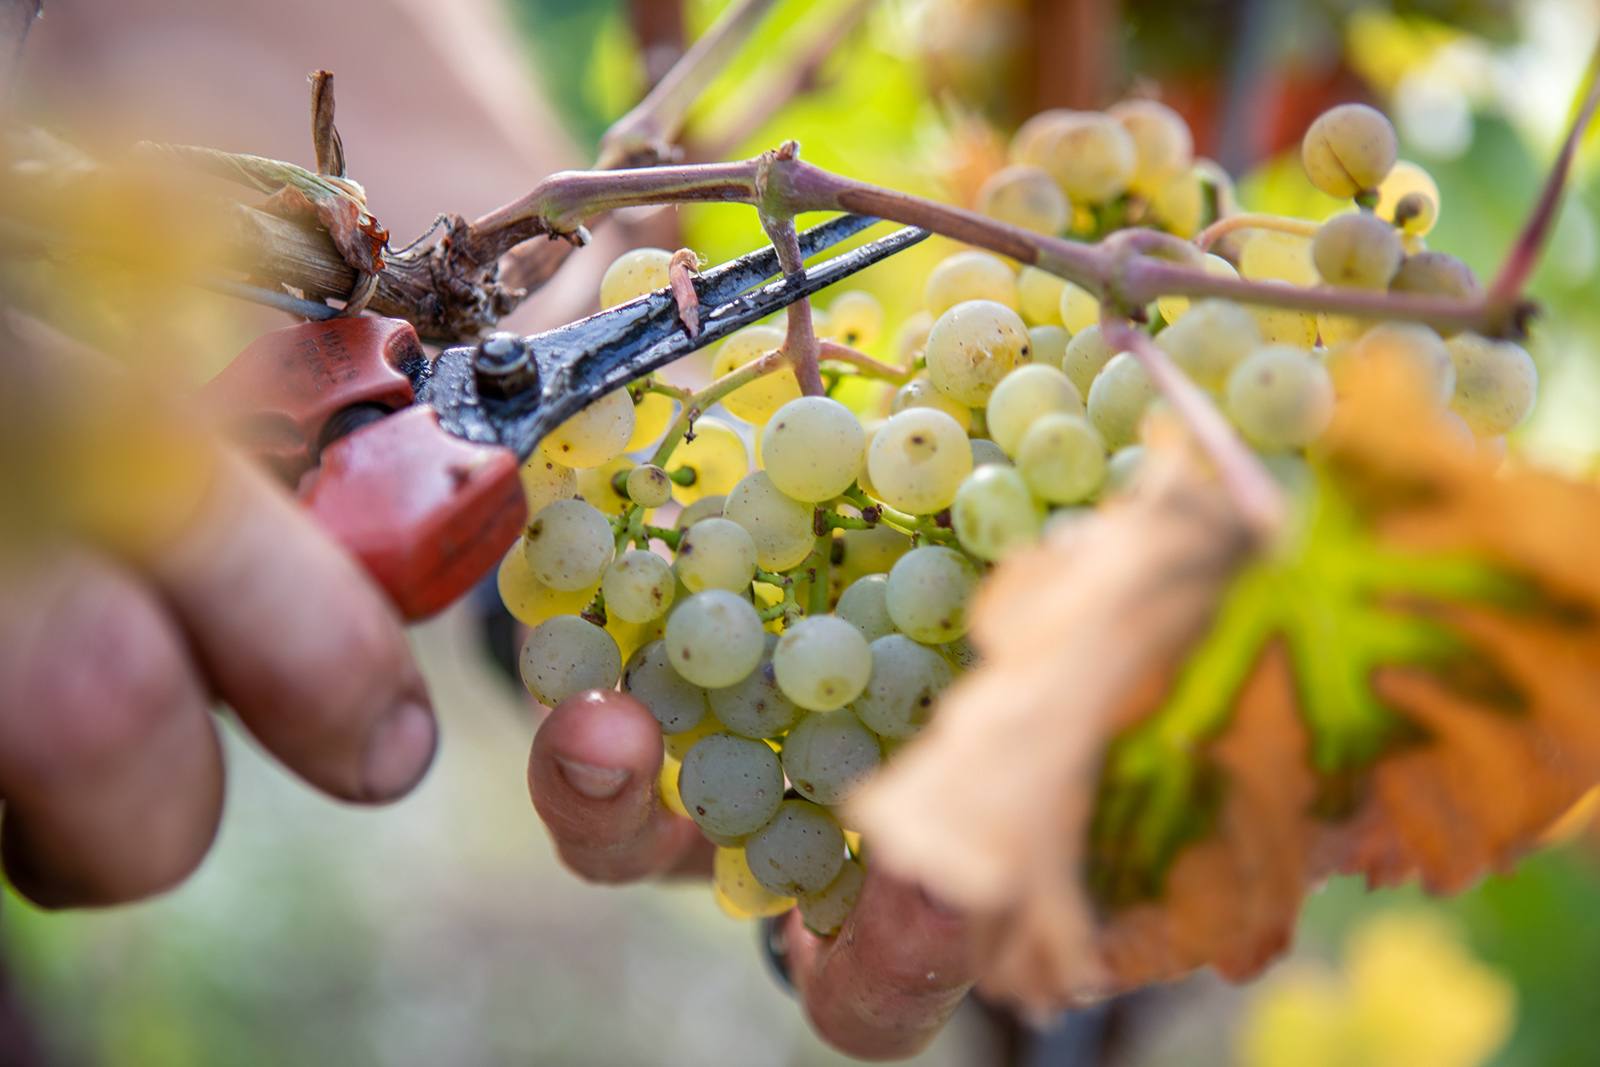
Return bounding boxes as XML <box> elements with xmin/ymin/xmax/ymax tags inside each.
<box><xmin>362</xmin><ymin>701</ymin><xmax>437</xmax><ymax>801</ymax></box>
<box><xmin>555</xmin><ymin>755</ymin><xmax>630</xmax><ymax>800</ymax></box>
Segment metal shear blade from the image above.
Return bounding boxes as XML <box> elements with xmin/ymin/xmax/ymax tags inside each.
<box><xmin>421</xmin><ymin>214</ymin><xmax>929</xmax><ymax>460</ymax></box>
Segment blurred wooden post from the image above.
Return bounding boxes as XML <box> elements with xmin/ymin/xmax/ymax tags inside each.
<box><xmin>1028</xmin><ymin>0</ymin><xmax>1120</xmax><ymax>112</ymax></box>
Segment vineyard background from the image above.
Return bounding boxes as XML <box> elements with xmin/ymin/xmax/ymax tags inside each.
<box><xmin>8</xmin><ymin>0</ymin><xmax>1600</xmax><ymax>1064</ymax></box>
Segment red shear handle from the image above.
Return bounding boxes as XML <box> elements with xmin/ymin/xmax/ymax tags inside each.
<box><xmin>200</xmin><ymin>318</ymin><xmax>421</xmax><ymax>484</ymax></box>
<box><xmin>297</xmin><ymin>406</ymin><xmax>526</xmax><ymax>620</ymax></box>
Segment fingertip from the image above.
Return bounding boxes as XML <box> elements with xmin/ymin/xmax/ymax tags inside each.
<box><xmin>533</xmin><ymin>690</ymin><xmax>663</xmax><ymax>781</ymax></box>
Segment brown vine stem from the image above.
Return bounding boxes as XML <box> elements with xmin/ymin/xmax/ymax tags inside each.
<box><xmin>818</xmin><ymin>340</ymin><xmax>911</xmax><ymax>384</ymax></box>
<box><xmin>755</xmin><ymin>146</ymin><xmax>825</xmax><ymax>396</ymax></box>
<box><xmin>1489</xmin><ymin>42</ymin><xmax>1600</xmax><ymax>304</ymax></box>
<box><xmin>1101</xmin><ymin>315</ymin><xmax>1286</xmax><ymax>542</ymax></box>
<box><xmin>1193</xmin><ymin>213</ymin><xmax>1319</xmax><ymax>253</ymax></box>
<box><xmin>597</xmin><ymin>0</ymin><xmax>783</xmax><ymax>169</ymax></box>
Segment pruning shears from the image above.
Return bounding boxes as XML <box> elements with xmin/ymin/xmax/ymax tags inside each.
<box><xmin>200</xmin><ymin>214</ymin><xmax>928</xmax><ymax>619</ymax></box>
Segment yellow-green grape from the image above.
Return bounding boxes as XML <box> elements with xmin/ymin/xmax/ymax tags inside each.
<box><xmin>1333</xmin><ymin>322</ymin><xmax>1455</xmax><ymax>405</ymax></box>
<box><xmin>1312</xmin><ymin>211</ymin><xmax>1404</xmax><ymax>289</ymax></box>
<box><xmin>1247</xmin><ymin>282</ymin><xmax>1319</xmax><ymax>346</ymax></box>
<box><xmin>665</xmin><ymin>589</ymin><xmax>766</xmax><ymax>688</ymax></box>
<box><xmin>986</xmin><ymin>363</ymin><xmax>1085</xmax><ymax>455</ymax></box>
<box><xmin>519</xmin><ymin>616</ymin><xmax>621</xmax><ymax>707</ymax></box>
<box><xmin>1022</xmin><ymin>110</ymin><xmax>1137</xmax><ymax>203</ymax></box>
<box><xmin>926</xmin><ymin>299</ymin><xmax>1031</xmax><ymax>407</ymax></box>
<box><xmin>1391</xmin><ymin>251</ymin><xmax>1484</xmax><ymax>303</ymax></box>
<box><xmin>1017</xmin><ymin>266</ymin><xmax>1067</xmax><ymax>326</ymax></box>
<box><xmin>1017</xmin><ymin>413</ymin><xmax>1107</xmax><ymax>504</ymax></box>
<box><xmin>867</xmin><ymin>408</ymin><xmax>973</xmax><ymax>515</ymax></box>
<box><xmin>1061</xmin><ymin>323</ymin><xmax>1118</xmax><ymax>395</ymax></box>
<box><xmin>1239</xmin><ymin>230</ymin><xmax>1318</xmax><ymax>288</ymax></box>
<box><xmin>660</xmin><ymin>756</ymin><xmax>688</xmax><ymax>817</ymax></box>
<box><xmin>1157</xmin><ymin>253</ymin><xmax>1239</xmax><ymax>323</ymax></box>
<box><xmin>576</xmin><ymin>455</ymin><xmax>635</xmax><ymax>517</ymax></box>
<box><xmin>713</xmin><ymin>847</ymin><xmax>796</xmax><ymax>920</ymax></box>
<box><xmin>539</xmin><ymin>388</ymin><xmax>635</xmax><ymax>468</ymax></box>
<box><xmin>679</xmin><ymin>732</ymin><xmax>785</xmax><ymax>837</ymax></box>
<box><xmin>810</xmin><ymin>309</ymin><xmax>833</xmax><ymax>338</ymax></box>
<box><xmin>976</xmin><ymin>163</ymin><xmax>1070</xmax><ymax>235</ymax></box>
<box><xmin>666</xmin><ymin>416</ymin><xmax>748</xmax><ymax>505</ymax></box>
<box><xmin>518</xmin><ymin>455</ymin><xmax>578</xmax><ymax>516</ymax></box>
<box><xmin>891</xmin><ymin>377</ymin><xmax>972</xmax><ymax>432</ymax></box>
<box><xmin>895</xmin><ymin>310</ymin><xmax>934</xmax><ymax>368</ymax></box>
<box><xmin>836</xmin><ymin>574</ymin><xmax>896</xmax><ymax>642</ymax></box>
<box><xmin>923</xmin><ymin>250</ymin><xmax>1020</xmax><ymax>317</ymax></box>
<box><xmin>745</xmin><ymin>799</ymin><xmax>847</xmax><ymax>897</ymax></box>
<box><xmin>1104</xmin><ymin>444</ymin><xmax>1145</xmax><ymax>495</ymax></box>
<box><xmin>1010</xmin><ymin>107</ymin><xmax>1075</xmax><ymax>162</ymax></box>
<box><xmin>711</xmin><ymin>325</ymin><xmax>799</xmax><ymax>424</ymax></box>
<box><xmin>663</xmin><ymin>707</ymin><xmax>726</xmax><ymax>761</ymax></box>
<box><xmin>1029</xmin><ymin>324</ymin><xmax>1069</xmax><ymax>369</ymax></box>
<box><xmin>886</xmin><ymin>545</ymin><xmax>978</xmax><ymax>643</ymax></box>
<box><xmin>798</xmin><ymin>858</ymin><xmax>864</xmax><ymax>935</ymax></box>
<box><xmin>1301</xmin><ymin>102</ymin><xmax>1399</xmax><ymax>198</ymax></box>
<box><xmin>970</xmin><ymin>438</ymin><xmax>1011</xmax><ymax>468</ymax></box>
<box><xmin>951</xmin><ymin>464</ymin><xmax>1044</xmax><ymax>560</ymax></box>
<box><xmin>1086</xmin><ymin>352</ymin><xmax>1159</xmax><ymax>450</ymax></box>
<box><xmin>1225</xmin><ymin>345</ymin><xmax>1336</xmax><ymax>450</ymax></box>
<box><xmin>1317</xmin><ymin>313</ymin><xmax>1369</xmax><ymax>348</ymax></box>
<box><xmin>523</xmin><ymin>498</ymin><xmax>615</xmax><ymax>590</ymax></box>
<box><xmin>853</xmin><ymin>633</ymin><xmax>952</xmax><ymax>739</ymax></box>
<box><xmin>627</xmin><ymin>387</ymin><xmax>677</xmax><ymax>452</ymax></box>
<box><xmin>1058</xmin><ymin>281</ymin><xmax>1100</xmax><ymax>334</ymax></box>
<box><xmin>723</xmin><ymin>470</ymin><xmax>814</xmax><ymax>570</ymax></box>
<box><xmin>826</xmin><ymin>290</ymin><xmax>883</xmax><ymax>349</ymax></box>
<box><xmin>1108</xmin><ymin>99</ymin><xmax>1194</xmax><ymax>196</ymax></box>
<box><xmin>607</xmin><ymin>610</ymin><xmax>665</xmax><ymax>667</ymax></box>
<box><xmin>675</xmin><ymin>495</ymin><xmax>726</xmax><ymax>528</ymax></box>
<box><xmin>1374</xmin><ymin>160</ymin><xmax>1439</xmax><ymax>235</ymax></box>
<box><xmin>599</xmin><ymin>247</ymin><xmax>672</xmax><ymax>308</ymax></box>
<box><xmin>760</xmin><ymin>396</ymin><xmax>865</xmax><ymax>502</ymax></box>
<box><xmin>708</xmin><ymin>633</ymin><xmax>799</xmax><ymax>739</ymax></box>
<box><xmin>1446</xmin><ymin>334</ymin><xmax>1538</xmax><ymax>436</ymax></box>
<box><xmin>1154</xmin><ymin>299</ymin><xmax>1261</xmax><ymax>392</ymax></box>
<box><xmin>781</xmin><ymin>708</ymin><xmax>880</xmax><ymax>804</ymax></box>
<box><xmin>1149</xmin><ymin>168</ymin><xmax>1204</xmax><ymax>237</ymax></box>
<box><xmin>601</xmin><ymin>550</ymin><xmax>675</xmax><ymax>624</ymax></box>
<box><xmin>497</xmin><ymin>538</ymin><xmax>596</xmax><ymax>626</ymax></box>
<box><xmin>626</xmin><ymin>464</ymin><xmax>672</xmax><ymax>508</ymax></box>
<box><xmin>624</xmin><ymin>639</ymin><xmax>708</xmax><ymax>735</ymax></box>
<box><xmin>675</xmin><ymin>517</ymin><xmax>757</xmax><ymax>594</ymax></box>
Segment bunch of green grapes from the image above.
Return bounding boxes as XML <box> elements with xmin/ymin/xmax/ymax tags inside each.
<box><xmin>497</xmin><ymin>97</ymin><xmax>1537</xmax><ymax>934</ymax></box>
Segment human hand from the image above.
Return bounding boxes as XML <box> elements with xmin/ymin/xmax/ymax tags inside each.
<box><xmin>528</xmin><ymin>689</ymin><xmax>974</xmax><ymax>1061</ymax></box>
<box><xmin>0</xmin><ymin>319</ymin><xmax>438</xmax><ymax>909</ymax></box>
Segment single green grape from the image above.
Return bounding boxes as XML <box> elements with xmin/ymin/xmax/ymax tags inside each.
<box><xmin>1446</xmin><ymin>333</ymin><xmax>1538</xmax><ymax>436</ymax></box>
<box><xmin>1108</xmin><ymin>99</ymin><xmax>1193</xmax><ymax>196</ymax></box>
<box><xmin>1312</xmin><ymin>211</ymin><xmax>1404</xmax><ymax>290</ymax></box>
<box><xmin>951</xmin><ymin>464</ymin><xmax>1044</xmax><ymax>560</ymax></box>
<box><xmin>626</xmin><ymin>464</ymin><xmax>672</xmax><ymax>508</ymax></box>
<box><xmin>523</xmin><ymin>499</ymin><xmax>615</xmax><ymax>591</ymax></box>
<box><xmin>1154</xmin><ymin>299</ymin><xmax>1261</xmax><ymax>392</ymax></box>
<box><xmin>1225</xmin><ymin>344</ymin><xmax>1336</xmax><ymax>450</ymax></box>
<box><xmin>886</xmin><ymin>546</ymin><xmax>979</xmax><ymax>644</ymax></box>
<box><xmin>976</xmin><ymin>164</ymin><xmax>1070</xmax><ymax>236</ymax></box>
<box><xmin>1086</xmin><ymin>352</ymin><xmax>1159</xmax><ymax>451</ymax></box>
<box><xmin>599</xmin><ymin>247</ymin><xmax>671</xmax><ymax>308</ymax></box>
<box><xmin>760</xmin><ymin>396</ymin><xmax>865</xmax><ymax>503</ymax></box>
<box><xmin>866</xmin><ymin>408</ymin><xmax>974</xmax><ymax>516</ymax></box>
<box><xmin>723</xmin><ymin>470</ymin><xmax>814</xmax><ymax>571</ymax></box>
<box><xmin>602</xmin><ymin>550</ymin><xmax>675</xmax><ymax>624</ymax></box>
<box><xmin>666</xmin><ymin>416</ymin><xmax>749</xmax><ymax>506</ymax></box>
<box><xmin>828</xmin><ymin>290</ymin><xmax>884</xmax><ymax>348</ymax></box>
<box><xmin>665</xmin><ymin>589</ymin><xmax>766</xmax><ymax>688</ymax></box>
<box><xmin>539</xmin><ymin>388</ymin><xmax>635</xmax><ymax>469</ymax></box>
<box><xmin>711</xmin><ymin>325</ymin><xmax>798</xmax><ymax>424</ymax></box>
<box><xmin>986</xmin><ymin>362</ymin><xmax>1085</xmax><ymax>456</ymax></box>
<box><xmin>623</xmin><ymin>639</ymin><xmax>708</xmax><ymax>734</ymax></box>
<box><xmin>1017</xmin><ymin>413</ymin><xmax>1107</xmax><ymax>505</ymax></box>
<box><xmin>772</xmin><ymin>615</ymin><xmax>874</xmax><ymax>711</ymax></box>
<box><xmin>679</xmin><ymin>733</ymin><xmax>785</xmax><ymax>837</ymax></box>
<box><xmin>1301</xmin><ymin>103</ymin><xmax>1398</xmax><ymax>198</ymax></box>
<box><xmin>926</xmin><ymin>299</ymin><xmax>1031</xmax><ymax>407</ymax></box>
<box><xmin>923</xmin><ymin>250</ymin><xmax>1020</xmax><ymax>318</ymax></box>
<box><xmin>780</xmin><ymin>708</ymin><xmax>881</xmax><ymax>805</ymax></box>
<box><xmin>520</xmin><ymin>616</ymin><xmax>621</xmax><ymax>707</ymax></box>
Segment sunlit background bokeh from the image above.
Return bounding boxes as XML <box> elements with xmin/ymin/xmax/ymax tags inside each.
<box><xmin>8</xmin><ymin>0</ymin><xmax>1600</xmax><ymax>1064</ymax></box>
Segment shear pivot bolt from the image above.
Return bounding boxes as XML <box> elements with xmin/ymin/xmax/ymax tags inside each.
<box><xmin>473</xmin><ymin>332</ymin><xmax>539</xmax><ymax>400</ymax></box>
